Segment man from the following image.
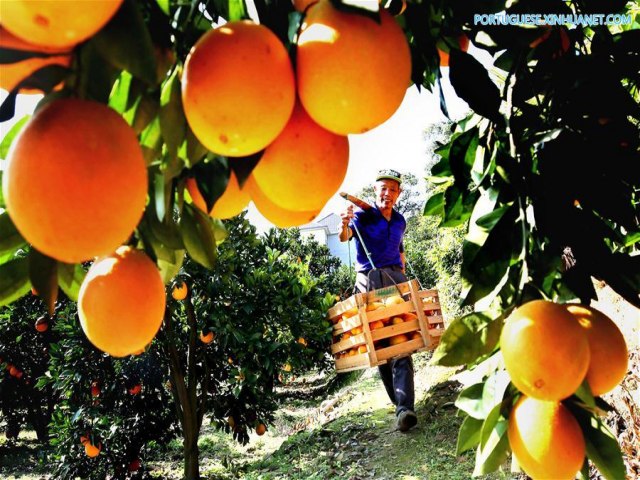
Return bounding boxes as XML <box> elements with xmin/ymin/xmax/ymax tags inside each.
<box><xmin>339</xmin><ymin>169</ymin><xmax>417</xmax><ymax>432</ymax></box>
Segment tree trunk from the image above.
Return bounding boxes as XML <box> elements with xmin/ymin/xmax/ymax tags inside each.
<box><xmin>183</xmin><ymin>418</ymin><xmax>200</xmax><ymax>480</ymax></box>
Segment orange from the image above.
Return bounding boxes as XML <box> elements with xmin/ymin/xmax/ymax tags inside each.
<box><xmin>410</xmin><ymin>331</ymin><xmax>422</xmax><ymax>341</ymax></box>
<box><xmin>389</xmin><ymin>334</ymin><xmax>409</xmax><ymax>345</ymax></box>
<box><xmin>250</xmin><ymin>102</ymin><xmax>349</xmax><ymax>211</ymax></box>
<box><xmin>357</xmin><ymin>345</ymin><xmax>368</xmax><ymax>354</ymax></box>
<box><xmin>128</xmin><ymin>384</ymin><xmax>142</xmax><ymax>395</ymax></box>
<box><xmin>366</xmin><ymin>302</ymin><xmax>385</xmax><ymax>312</ymax></box>
<box><xmin>508</xmin><ymin>396</ymin><xmax>585</xmax><ymax>479</ymax></box>
<box><xmin>566</xmin><ymin>305</ymin><xmax>628</xmax><ymax>396</ymax></box>
<box><xmin>0</xmin><ymin>27</ymin><xmax>71</xmax><ymax>94</ymax></box>
<box><xmin>84</xmin><ymin>441</ymin><xmax>102</xmax><ymax>458</ymax></box>
<box><xmin>182</xmin><ymin>21</ymin><xmax>295</xmax><ymax>156</ymax></box>
<box><xmin>292</xmin><ymin>0</ymin><xmax>318</xmax><ymax>12</ymax></box>
<box><xmin>500</xmin><ymin>300</ymin><xmax>590</xmax><ymax>400</ymax></box>
<box><xmin>200</xmin><ymin>331</ymin><xmax>215</xmax><ymax>344</ymax></box>
<box><xmin>296</xmin><ymin>0</ymin><xmax>411</xmax><ymax>134</ymax></box>
<box><xmin>246</xmin><ymin>175</ymin><xmax>321</xmax><ymax>227</ymax></box>
<box><xmin>384</xmin><ymin>295</ymin><xmax>404</xmax><ymax>306</ymax></box>
<box><xmin>402</xmin><ymin>312</ymin><xmax>418</xmax><ymax>321</ymax></box>
<box><xmin>78</xmin><ymin>247</ymin><xmax>166</xmax><ymax>357</ymax></box>
<box><xmin>256</xmin><ymin>423</ymin><xmax>267</xmax><ymax>436</ymax></box>
<box><xmin>437</xmin><ymin>35</ymin><xmax>470</xmax><ymax>67</ymax></box>
<box><xmin>3</xmin><ymin>99</ymin><xmax>147</xmax><ymax>263</ymax></box>
<box><xmin>34</xmin><ymin>316</ymin><xmax>49</xmax><ymax>332</ymax></box>
<box><xmin>1</xmin><ymin>0</ymin><xmax>123</xmax><ymax>49</ymax></box>
<box><xmin>186</xmin><ymin>170</ymin><xmax>250</xmax><ymax>219</ymax></box>
<box><xmin>171</xmin><ymin>281</ymin><xmax>188</xmax><ymax>301</ymax></box>
<box><xmin>370</xmin><ymin>320</ymin><xmax>384</xmax><ymax>330</ymax></box>
<box><xmin>297</xmin><ymin>337</ymin><xmax>308</xmax><ymax>346</ymax></box>
<box><xmin>391</xmin><ymin>316</ymin><xmax>404</xmax><ymax>325</ymax></box>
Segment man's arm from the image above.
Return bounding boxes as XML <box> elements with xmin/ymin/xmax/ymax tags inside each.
<box><xmin>339</xmin><ymin>205</ymin><xmax>354</xmax><ymax>242</ymax></box>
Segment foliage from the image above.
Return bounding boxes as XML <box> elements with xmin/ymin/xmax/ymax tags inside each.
<box><xmin>159</xmin><ymin>212</ymin><xmax>334</xmax><ymax>476</ymax></box>
<box><xmin>262</xmin><ymin>227</ymin><xmax>354</xmax><ymax>299</ymax></box>
<box><xmin>42</xmin><ymin>299</ymin><xmax>177</xmax><ymax>480</ymax></box>
<box><xmin>0</xmin><ymin>293</ymin><xmax>56</xmax><ymax>443</ymax></box>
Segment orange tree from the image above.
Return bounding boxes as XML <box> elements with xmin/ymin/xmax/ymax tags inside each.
<box><xmin>162</xmin><ymin>214</ymin><xmax>334</xmax><ymax>478</ymax></box>
<box><xmin>0</xmin><ymin>291</ymin><xmax>57</xmax><ymax>443</ymax></box>
<box><xmin>0</xmin><ymin>0</ymin><xmax>638</xmax><ymax>478</ymax></box>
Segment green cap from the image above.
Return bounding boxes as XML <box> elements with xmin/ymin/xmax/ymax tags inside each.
<box><xmin>375</xmin><ymin>169</ymin><xmax>402</xmax><ymax>184</ymax></box>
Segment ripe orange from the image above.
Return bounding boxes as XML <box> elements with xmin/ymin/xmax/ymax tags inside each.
<box><xmin>200</xmin><ymin>331</ymin><xmax>215</xmax><ymax>344</ymax></box>
<box><xmin>297</xmin><ymin>337</ymin><xmax>308</xmax><ymax>347</ymax></box>
<box><xmin>78</xmin><ymin>247</ymin><xmax>165</xmax><ymax>357</ymax></box>
<box><xmin>292</xmin><ymin>0</ymin><xmax>318</xmax><ymax>12</ymax></box>
<box><xmin>500</xmin><ymin>300</ymin><xmax>590</xmax><ymax>400</ymax></box>
<box><xmin>391</xmin><ymin>317</ymin><xmax>404</xmax><ymax>325</ymax></box>
<box><xmin>384</xmin><ymin>295</ymin><xmax>404</xmax><ymax>306</ymax></box>
<box><xmin>389</xmin><ymin>334</ymin><xmax>409</xmax><ymax>345</ymax></box>
<box><xmin>1</xmin><ymin>0</ymin><xmax>123</xmax><ymax>49</ymax></box>
<box><xmin>250</xmin><ymin>102</ymin><xmax>349</xmax><ymax>211</ymax></box>
<box><xmin>171</xmin><ymin>281</ymin><xmax>188</xmax><ymax>301</ymax></box>
<box><xmin>0</xmin><ymin>27</ymin><xmax>71</xmax><ymax>94</ymax></box>
<box><xmin>410</xmin><ymin>331</ymin><xmax>422</xmax><ymax>341</ymax></box>
<box><xmin>366</xmin><ymin>302</ymin><xmax>385</xmax><ymax>311</ymax></box>
<box><xmin>91</xmin><ymin>382</ymin><xmax>100</xmax><ymax>398</ymax></box>
<box><xmin>508</xmin><ymin>396</ymin><xmax>585</xmax><ymax>480</ymax></box>
<box><xmin>256</xmin><ymin>423</ymin><xmax>267</xmax><ymax>436</ymax></box>
<box><xmin>566</xmin><ymin>305</ymin><xmax>628</xmax><ymax>396</ymax></box>
<box><xmin>402</xmin><ymin>312</ymin><xmax>418</xmax><ymax>322</ymax></box>
<box><xmin>246</xmin><ymin>175</ymin><xmax>321</xmax><ymax>227</ymax></box>
<box><xmin>35</xmin><ymin>316</ymin><xmax>49</xmax><ymax>332</ymax></box>
<box><xmin>128</xmin><ymin>384</ymin><xmax>142</xmax><ymax>395</ymax></box>
<box><xmin>182</xmin><ymin>21</ymin><xmax>295</xmax><ymax>156</ymax></box>
<box><xmin>3</xmin><ymin>99</ymin><xmax>147</xmax><ymax>263</ymax></box>
<box><xmin>437</xmin><ymin>35</ymin><xmax>470</xmax><ymax>67</ymax></box>
<box><xmin>186</xmin><ymin>170</ymin><xmax>250</xmax><ymax>219</ymax></box>
<box><xmin>84</xmin><ymin>441</ymin><xmax>102</xmax><ymax>458</ymax></box>
<box><xmin>357</xmin><ymin>345</ymin><xmax>368</xmax><ymax>354</ymax></box>
<box><xmin>370</xmin><ymin>320</ymin><xmax>384</xmax><ymax>330</ymax></box>
<box><xmin>296</xmin><ymin>0</ymin><xmax>411</xmax><ymax>134</ymax></box>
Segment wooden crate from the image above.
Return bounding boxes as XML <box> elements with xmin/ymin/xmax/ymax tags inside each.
<box><xmin>328</xmin><ymin>279</ymin><xmax>446</xmax><ymax>373</ymax></box>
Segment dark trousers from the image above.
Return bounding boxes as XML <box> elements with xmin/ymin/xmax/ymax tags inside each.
<box><xmin>355</xmin><ymin>267</ymin><xmax>415</xmax><ymax>416</ymax></box>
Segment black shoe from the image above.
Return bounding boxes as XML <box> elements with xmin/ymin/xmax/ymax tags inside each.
<box><xmin>396</xmin><ymin>410</ymin><xmax>417</xmax><ymax>432</ymax></box>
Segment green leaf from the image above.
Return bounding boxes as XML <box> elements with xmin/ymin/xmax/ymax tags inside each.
<box><xmin>455</xmin><ymin>383</ymin><xmax>485</xmax><ymax>419</ymax></box>
<box><xmin>108</xmin><ymin>70</ymin><xmax>133</xmax><ymax>114</ymax></box>
<box><xmin>57</xmin><ymin>262</ymin><xmax>86</xmax><ymax>302</ymax></box>
<box><xmin>0</xmin><ymin>115</ymin><xmax>29</xmax><ymax>159</ymax></box>
<box><xmin>573</xmin><ymin>379</ymin><xmax>596</xmax><ymax>408</ymax></box>
<box><xmin>432</xmin><ymin>312</ymin><xmax>501</xmax><ymax>366</ymax></box>
<box><xmin>192</xmin><ymin>158</ymin><xmax>230</xmax><ymax>212</ymax></box>
<box><xmin>179</xmin><ymin>204</ymin><xmax>218</xmax><ymax>269</ymax></box>
<box><xmin>0</xmin><ymin>257</ymin><xmax>30</xmax><ymax>307</ymax></box>
<box><xmin>0</xmin><ymin>212</ymin><xmax>26</xmax><ymax>256</ymax></box>
<box><xmin>228</xmin><ymin>0</ymin><xmax>247</xmax><ymax>22</ymax></box>
<box><xmin>29</xmin><ymin>249</ymin><xmax>58</xmax><ymax>315</ymax></box>
<box><xmin>473</xmin><ymin>403</ymin><xmax>510</xmax><ymax>476</ymax></box>
<box><xmin>92</xmin><ymin>0</ymin><xmax>158</xmax><ymax>86</ymax></box>
<box><xmin>457</xmin><ymin>415</ymin><xmax>483</xmax><ymax>454</ymax></box>
<box><xmin>572</xmin><ymin>408</ymin><xmax>626</xmax><ymax>480</ymax></box>
<box><xmin>423</xmin><ymin>192</ymin><xmax>445</xmax><ymax>217</ymax></box>
<box><xmin>229</xmin><ymin>152</ymin><xmax>263</xmax><ymax>188</ymax></box>
<box><xmin>156</xmin><ymin>0</ymin><xmax>170</xmax><ymax>15</ymax></box>
<box><xmin>450</xmin><ymin>50</ymin><xmax>502</xmax><ymax>124</ymax></box>
<box><xmin>159</xmin><ymin>69</ymin><xmax>186</xmax><ymax>156</ymax></box>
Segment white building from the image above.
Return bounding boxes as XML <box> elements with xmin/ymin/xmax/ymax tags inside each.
<box><xmin>298</xmin><ymin>213</ymin><xmax>356</xmax><ymax>266</ymax></box>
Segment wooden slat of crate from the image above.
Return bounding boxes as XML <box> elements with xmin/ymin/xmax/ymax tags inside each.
<box><xmin>427</xmin><ymin>314</ymin><xmax>444</xmax><ymax>325</ymax></box>
<box><xmin>335</xmin><ymin>352</ymin><xmax>369</xmax><ymax>372</ymax></box>
<box><xmin>375</xmin><ymin>337</ymin><xmax>424</xmax><ymax>362</ymax></box>
<box><xmin>333</xmin><ymin>313</ymin><xmax>363</xmax><ymax>335</ymax></box>
<box><xmin>370</xmin><ymin>319</ymin><xmax>419</xmax><ymax>341</ymax></box>
<box><xmin>331</xmin><ymin>332</ymin><xmax>366</xmax><ymax>354</ymax></box>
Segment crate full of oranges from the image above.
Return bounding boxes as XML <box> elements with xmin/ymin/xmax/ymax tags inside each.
<box><xmin>328</xmin><ymin>279</ymin><xmax>445</xmax><ymax>372</ymax></box>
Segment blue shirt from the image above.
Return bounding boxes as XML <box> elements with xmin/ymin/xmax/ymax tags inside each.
<box><xmin>350</xmin><ymin>206</ymin><xmax>406</xmax><ymax>272</ymax></box>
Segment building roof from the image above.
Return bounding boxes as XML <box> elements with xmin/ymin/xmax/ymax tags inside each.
<box><xmin>298</xmin><ymin>213</ymin><xmax>343</xmax><ymax>234</ymax></box>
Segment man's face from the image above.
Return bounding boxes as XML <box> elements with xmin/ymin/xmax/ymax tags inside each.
<box><xmin>374</xmin><ymin>179</ymin><xmax>401</xmax><ymax>210</ymax></box>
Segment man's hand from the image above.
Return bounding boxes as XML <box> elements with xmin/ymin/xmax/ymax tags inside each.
<box><xmin>339</xmin><ymin>205</ymin><xmax>354</xmax><ymax>242</ymax></box>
